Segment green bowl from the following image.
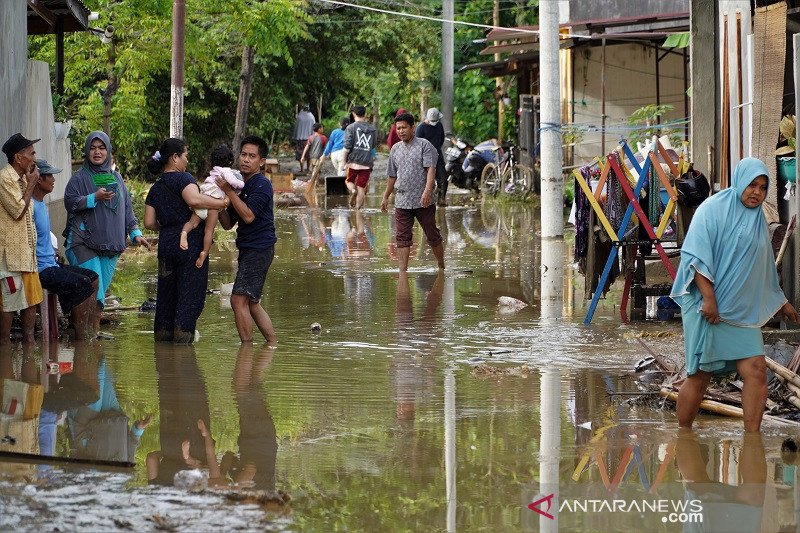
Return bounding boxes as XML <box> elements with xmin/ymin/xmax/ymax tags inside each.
<box><xmin>778</xmin><ymin>156</ymin><xmax>796</xmax><ymax>183</ymax></box>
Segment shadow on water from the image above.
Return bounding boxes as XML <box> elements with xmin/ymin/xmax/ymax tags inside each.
<box><xmin>0</xmin><ymin>201</ymin><xmax>797</xmax><ymax>531</ymax></box>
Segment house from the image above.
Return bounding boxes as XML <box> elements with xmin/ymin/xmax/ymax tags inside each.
<box><xmin>0</xmin><ymin>0</ymin><xmax>90</xmax><ymax>203</ymax></box>
<box><xmin>461</xmin><ymin>1</ymin><xmax>690</xmax><ymax>168</ymax></box>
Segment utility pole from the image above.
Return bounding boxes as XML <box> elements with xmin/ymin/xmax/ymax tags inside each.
<box><xmin>169</xmin><ymin>0</ymin><xmax>186</xmax><ymax>138</ymax></box>
<box><xmin>494</xmin><ymin>0</ymin><xmax>504</xmax><ymax>142</ymax></box>
<box><xmin>441</xmin><ymin>0</ymin><xmax>454</xmax><ymax>132</ymax></box>
<box><xmin>539</xmin><ymin>0</ymin><xmax>563</xmax><ymax>318</ymax></box>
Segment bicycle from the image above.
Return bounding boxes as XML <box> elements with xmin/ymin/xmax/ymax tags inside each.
<box><xmin>479</xmin><ymin>142</ymin><xmax>534</xmax><ymax>197</ymax></box>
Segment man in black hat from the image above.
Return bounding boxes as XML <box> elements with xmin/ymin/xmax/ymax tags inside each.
<box><xmin>32</xmin><ymin>158</ymin><xmax>99</xmax><ymax>340</ymax></box>
<box><xmin>0</xmin><ymin>133</ymin><xmax>43</xmax><ymax>345</ymax></box>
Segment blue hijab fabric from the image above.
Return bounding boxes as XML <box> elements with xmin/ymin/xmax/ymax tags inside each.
<box><xmin>671</xmin><ymin>157</ymin><xmax>786</xmax><ymax>327</ymax></box>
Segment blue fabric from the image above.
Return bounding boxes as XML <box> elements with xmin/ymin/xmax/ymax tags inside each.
<box><xmin>680</xmin><ymin>294</ymin><xmax>765</xmax><ymax>375</ymax></box>
<box><xmin>227</xmin><ymin>173</ymin><xmax>277</xmax><ymax>250</ymax></box>
<box><xmin>65</xmin><ymin>239</ymin><xmax>119</xmax><ymax>307</ymax></box>
<box><xmin>671</xmin><ymin>157</ymin><xmax>784</xmax><ymax>376</ymax></box>
<box><xmin>38</xmin><ymin>409</ymin><xmax>58</xmax><ymax>456</ymax></box>
<box><xmin>323</xmin><ymin>128</ymin><xmax>346</xmax><ymax>156</ymax></box>
<box><xmin>129</xmin><ymin>228</ymin><xmax>142</xmax><ymax>241</ymax></box>
<box><xmin>671</xmin><ymin>157</ymin><xmax>785</xmax><ymax>326</ymax></box>
<box><xmin>86</xmin><ymin>192</ymin><xmax>96</xmax><ymax>208</ymax></box>
<box><xmin>33</xmin><ymin>199</ymin><xmax>58</xmax><ymax>271</ymax></box>
<box><xmin>87</xmin><ymin>358</ymin><xmax>122</xmax><ymax>413</ymax></box>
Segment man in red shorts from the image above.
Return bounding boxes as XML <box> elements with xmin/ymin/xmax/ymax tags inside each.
<box><xmin>381</xmin><ymin>112</ymin><xmax>445</xmax><ymax>272</ymax></box>
<box><xmin>342</xmin><ymin>105</ymin><xmax>377</xmax><ymax>210</ymax></box>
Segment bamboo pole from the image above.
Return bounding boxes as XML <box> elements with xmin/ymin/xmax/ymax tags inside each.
<box><xmin>766</xmin><ymin>356</ymin><xmax>800</xmax><ymax>389</ymax></box>
<box><xmin>736</xmin><ymin>11</ymin><xmax>744</xmax><ymax>159</ymax></box>
<box><xmin>659</xmin><ymin>388</ymin><xmax>800</xmax><ymax>426</ymax></box>
<box><xmin>721</xmin><ymin>14</ymin><xmax>730</xmax><ymax>189</ymax></box>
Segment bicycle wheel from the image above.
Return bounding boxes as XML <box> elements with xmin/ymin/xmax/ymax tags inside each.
<box><xmin>511</xmin><ymin>164</ymin><xmax>534</xmax><ymax>196</ymax></box>
<box><xmin>480</xmin><ymin>163</ymin><xmax>501</xmax><ymax>196</ymax></box>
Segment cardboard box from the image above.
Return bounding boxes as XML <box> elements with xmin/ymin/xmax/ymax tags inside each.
<box><xmin>264</xmin><ymin>158</ymin><xmax>280</xmax><ymax>174</ymax></box>
<box><xmin>268</xmin><ymin>172</ymin><xmax>294</xmax><ymax>193</ymax></box>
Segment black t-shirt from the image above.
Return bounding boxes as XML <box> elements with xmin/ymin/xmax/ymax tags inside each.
<box><xmin>227</xmin><ymin>173</ymin><xmax>277</xmax><ymax>250</ymax></box>
<box><xmin>415</xmin><ymin>122</ymin><xmax>445</xmax><ymax>156</ymax></box>
<box><xmin>145</xmin><ymin>172</ymin><xmax>202</xmax><ymax>256</ymax></box>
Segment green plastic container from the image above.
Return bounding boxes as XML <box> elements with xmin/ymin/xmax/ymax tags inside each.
<box><xmin>778</xmin><ymin>156</ymin><xmax>797</xmax><ymax>183</ymax></box>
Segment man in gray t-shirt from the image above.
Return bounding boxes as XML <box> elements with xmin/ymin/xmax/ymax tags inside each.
<box><xmin>381</xmin><ymin>112</ymin><xmax>445</xmax><ymax>272</ymax></box>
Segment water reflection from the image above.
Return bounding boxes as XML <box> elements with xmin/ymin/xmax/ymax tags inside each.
<box><xmin>148</xmin><ymin>344</ymin><xmax>211</xmax><ymax>484</ymax></box>
<box><xmin>3</xmin><ymin>201</ymin><xmax>797</xmax><ymax>531</ymax></box>
<box><xmin>676</xmin><ymin>431</ymin><xmax>766</xmax><ymax>533</ymax></box>
<box><xmin>226</xmin><ymin>343</ymin><xmax>277</xmax><ymax>489</ymax></box>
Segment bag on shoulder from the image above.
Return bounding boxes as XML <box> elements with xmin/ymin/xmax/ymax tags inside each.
<box><xmin>676</xmin><ymin>164</ymin><xmax>710</xmax><ymax>207</ymax></box>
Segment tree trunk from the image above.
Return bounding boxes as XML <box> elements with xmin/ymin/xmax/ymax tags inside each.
<box><xmin>102</xmin><ymin>39</ymin><xmax>118</xmax><ymax>136</ymax></box>
<box><xmin>233</xmin><ymin>45</ymin><xmax>256</xmax><ymax>156</ymax></box>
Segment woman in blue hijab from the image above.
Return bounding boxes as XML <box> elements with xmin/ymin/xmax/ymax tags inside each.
<box><xmin>64</xmin><ymin>132</ymin><xmax>151</xmax><ymax>336</ymax></box>
<box><xmin>671</xmin><ymin>157</ymin><xmax>799</xmax><ymax>432</ymax></box>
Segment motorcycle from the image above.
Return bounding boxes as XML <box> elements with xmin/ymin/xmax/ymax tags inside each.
<box><xmin>443</xmin><ymin>134</ymin><xmax>484</xmax><ymax>191</ymax></box>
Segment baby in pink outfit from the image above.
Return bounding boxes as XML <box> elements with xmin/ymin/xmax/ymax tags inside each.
<box><xmin>181</xmin><ymin>146</ymin><xmax>244</xmax><ymax>267</ymax></box>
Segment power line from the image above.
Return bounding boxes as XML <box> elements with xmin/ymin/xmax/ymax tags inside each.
<box><xmin>313</xmin><ymin>0</ymin><xmax>546</xmax><ymax>35</ymax></box>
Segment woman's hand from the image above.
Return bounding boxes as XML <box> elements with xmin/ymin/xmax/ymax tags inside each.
<box><xmin>700</xmin><ymin>297</ymin><xmax>720</xmax><ymax>324</ymax></box>
<box><xmin>95</xmin><ymin>187</ymin><xmax>115</xmax><ymax>201</ymax></box>
<box><xmin>134</xmin><ymin>235</ymin><xmax>152</xmax><ymax>251</ymax></box>
<box><xmin>781</xmin><ymin>302</ymin><xmax>800</xmax><ymax>323</ymax></box>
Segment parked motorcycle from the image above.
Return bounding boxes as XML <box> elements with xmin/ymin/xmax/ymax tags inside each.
<box><xmin>443</xmin><ymin>134</ymin><xmax>486</xmax><ymax>192</ymax></box>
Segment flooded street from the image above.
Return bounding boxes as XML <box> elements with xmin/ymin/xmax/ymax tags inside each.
<box><xmin>1</xmin><ymin>197</ymin><xmax>798</xmax><ymax>532</ymax></box>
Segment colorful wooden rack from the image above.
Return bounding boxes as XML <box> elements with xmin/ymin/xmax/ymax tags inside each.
<box><xmin>574</xmin><ymin>139</ymin><xmax>686</xmax><ymax>325</ymax></box>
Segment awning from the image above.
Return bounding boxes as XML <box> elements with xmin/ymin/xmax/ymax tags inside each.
<box><xmin>27</xmin><ymin>0</ymin><xmax>90</xmax><ymax>35</ymax></box>
<box><xmin>478</xmin><ymin>11</ymin><xmax>689</xmax><ymax>57</ymax></box>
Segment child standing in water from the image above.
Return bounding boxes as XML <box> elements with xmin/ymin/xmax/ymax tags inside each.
<box><xmin>180</xmin><ymin>145</ymin><xmax>244</xmax><ymax>267</ymax></box>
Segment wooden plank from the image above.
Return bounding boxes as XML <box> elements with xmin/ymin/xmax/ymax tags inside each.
<box><xmin>573</xmin><ymin>169</ymin><xmax>618</xmax><ymax>241</ymax></box>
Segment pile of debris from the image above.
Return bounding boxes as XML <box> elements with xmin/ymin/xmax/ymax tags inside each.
<box><xmin>635</xmin><ymin>338</ymin><xmax>800</xmax><ymax>426</ymax></box>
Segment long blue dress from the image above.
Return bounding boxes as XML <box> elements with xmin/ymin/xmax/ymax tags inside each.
<box><xmin>670</xmin><ymin>158</ymin><xmax>787</xmax><ymax>375</ymax></box>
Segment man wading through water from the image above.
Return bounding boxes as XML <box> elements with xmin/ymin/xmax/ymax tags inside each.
<box><xmin>381</xmin><ymin>112</ymin><xmax>445</xmax><ymax>272</ymax></box>
<box><xmin>342</xmin><ymin>105</ymin><xmax>377</xmax><ymax>210</ymax></box>
<box><xmin>218</xmin><ymin>136</ymin><xmax>277</xmax><ymax>344</ymax></box>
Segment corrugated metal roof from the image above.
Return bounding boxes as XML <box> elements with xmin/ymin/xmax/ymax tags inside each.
<box><xmin>479</xmin><ymin>11</ymin><xmax>688</xmax><ymax>57</ymax></box>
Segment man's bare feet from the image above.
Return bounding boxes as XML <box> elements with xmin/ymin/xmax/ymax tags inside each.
<box><xmin>195</xmin><ymin>250</ymin><xmax>207</xmax><ymax>268</ymax></box>
<box><xmin>180</xmin><ymin>230</ymin><xmax>189</xmax><ymax>250</ymax></box>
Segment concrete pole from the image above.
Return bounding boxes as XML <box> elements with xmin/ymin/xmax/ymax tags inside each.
<box><xmin>540</xmin><ymin>237</ymin><xmax>564</xmax><ymax>318</ymax></box>
<box><xmin>441</xmin><ymin>0</ymin><xmax>454</xmax><ymax>133</ymax></box>
<box><xmin>539</xmin><ymin>368</ymin><xmax>560</xmax><ymax>533</ymax></box>
<box><xmin>539</xmin><ymin>0</ymin><xmax>563</xmax><ymax>318</ymax></box>
<box><xmin>444</xmin><ymin>368</ymin><xmax>456</xmax><ymax>533</ymax></box>
<box><xmin>169</xmin><ymin>0</ymin><xmax>186</xmax><ymax>139</ymax></box>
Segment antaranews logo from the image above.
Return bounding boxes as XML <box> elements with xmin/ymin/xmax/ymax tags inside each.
<box><xmin>528</xmin><ymin>493</ymin><xmax>556</xmax><ymax>520</ymax></box>
<box><xmin>526</xmin><ymin>492</ymin><xmax>703</xmax><ymax>525</ymax></box>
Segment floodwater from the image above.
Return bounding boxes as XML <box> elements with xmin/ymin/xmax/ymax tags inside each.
<box><xmin>1</xmin><ymin>196</ymin><xmax>798</xmax><ymax>532</ymax></box>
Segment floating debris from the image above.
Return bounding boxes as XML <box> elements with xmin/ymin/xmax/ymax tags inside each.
<box><xmin>623</xmin><ymin>331</ymin><xmax>678</xmax><ymax>339</ymax></box>
<box><xmin>139</xmin><ymin>298</ymin><xmax>157</xmax><ymax>312</ymax></box>
<box><xmin>173</xmin><ymin>469</ymin><xmax>208</xmax><ymax>493</ymax></box>
<box><xmin>497</xmin><ymin>296</ymin><xmax>528</xmax><ymax>314</ymax></box>
<box><xmin>310</xmin><ymin>322</ymin><xmax>322</xmax><ymax>333</ymax></box>
<box><xmin>471</xmin><ymin>364</ymin><xmax>534</xmax><ymax>377</ymax></box>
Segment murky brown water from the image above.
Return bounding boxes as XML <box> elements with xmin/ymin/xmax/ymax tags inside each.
<box><xmin>0</xmin><ymin>198</ymin><xmax>797</xmax><ymax>532</ymax></box>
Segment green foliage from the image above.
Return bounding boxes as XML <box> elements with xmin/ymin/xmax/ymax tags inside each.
<box><xmin>454</xmin><ymin>70</ymin><xmax>498</xmax><ymax>142</ymax></box>
<box><xmin>29</xmin><ymin>0</ymin><xmax>537</xmax><ymax>170</ymax></box>
<box><xmin>626</xmin><ymin>104</ymin><xmax>675</xmax><ymax>147</ymax></box>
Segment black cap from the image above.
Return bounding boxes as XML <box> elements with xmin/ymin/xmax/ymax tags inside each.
<box><xmin>2</xmin><ymin>133</ymin><xmax>40</xmax><ymax>162</ymax></box>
